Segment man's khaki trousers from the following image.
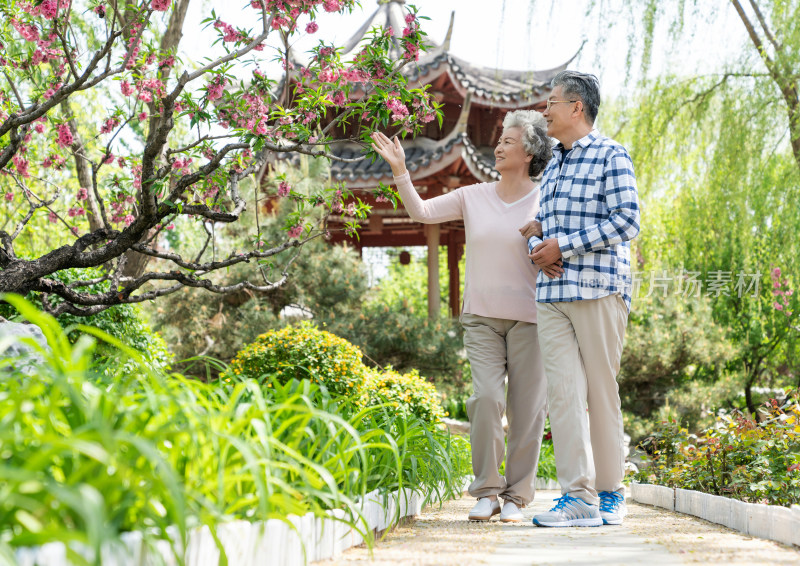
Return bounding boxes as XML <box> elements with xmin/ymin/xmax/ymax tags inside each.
<box><xmin>462</xmin><ymin>313</ymin><xmax>547</xmax><ymax>507</ymax></box>
<box><xmin>536</xmin><ymin>294</ymin><xmax>629</xmax><ymax>506</ymax></box>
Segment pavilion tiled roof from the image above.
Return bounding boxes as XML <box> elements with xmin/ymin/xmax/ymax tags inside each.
<box><xmin>275</xmin><ymin>1</ymin><xmax>570</xmax><ymax>188</ymax></box>
<box><xmin>318</xmin><ymin>131</ymin><xmax>502</xmax><ymax>188</ymax></box>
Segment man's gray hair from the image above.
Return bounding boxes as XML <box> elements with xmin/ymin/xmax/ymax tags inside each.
<box><xmin>552</xmin><ymin>71</ymin><xmax>601</xmax><ymax>125</ymax></box>
<box><xmin>502</xmin><ymin>110</ymin><xmax>552</xmax><ymax>177</ymax></box>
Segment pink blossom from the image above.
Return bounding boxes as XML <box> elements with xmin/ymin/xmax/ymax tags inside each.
<box><xmin>402</xmin><ymin>26</ymin><xmax>414</xmax><ymax>37</ymax></box>
<box><xmin>120</xmin><ymin>80</ymin><xmax>134</xmax><ymax>96</ymax></box>
<box><xmin>94</xmin><ymin>5</ymin><xmax>106</xmax><ymax>17</ymax></box>
<box><xmin>12</xmin><ymin>155</ymin><xmax>29</xmax><ymax>177</ymax></box>
<box><xmin>774</xmin><ymin>302</ymin><xmax>784</xmax><ymax>311</ymax></box>
<box><xmin>331</xmin><ymin>91</ymin><xmax>346</xmax><ymax>106</ymax></box>
<box><xmin>68</xmin><ymin>206</ymin><xmax>85</xmax><ymax>217</ymax></box>
<box><xmin>318</xmin><ymin>68</ymin><xmax>337</xmax><ymax>83</ymax></box>
<box><xmin>172</xmin><ymin>157</ymin><xmax>193</xmax><ymax>174</ymax></box>
<box><xmin>207</xmin><ymin>79</ymin><xmax>226</xmax><ymax>101</ymax></box>
<box><xmin>386</xmin><ymin>98</ymin><xmax>409</xmax><ymax>121</ymax></box>
<box><xmin>306</xmin><ymin>22</ymin><xmax>318</xmax><ymax>34</ymax></box>
<box><xmin>76</xmin><ymin>188</ymin><xmax>89</xmax><ymax>200</ymax></box>
<box><xmin>100</xmin><ymin>117</ymin><xmax>120</xmax><ymax>134</ymax></box>
<box><xmin>159</xmin><ymin>56</ymin><xmax>175</xmax><ymax>68</ymax></box>
<box><xmin>138</xmin><ymin>112</ymin><xmax>148</xmax><ymax>122</ymax></box>
<box><xmin>271</xmin><ymin>16</ymin><xmax>289</xmax><ymax>30</ymax></box>
<box><xmin>56</xmin><ymin>123</ymin><xmax>73</xmax><ymax>147</ymax></box>
<box><xmin>34</xmin><ymin>122</ymin><xmax>45</xmax><ymax>133</ymax></box>
<box><xmin>118</xmin><ymin>156</ymin><xmax>127</xmax><ymax>168</ymax></box>
<box><xmin>165</xmin><ymin>223</ymin><xmax>175</xmax><ymax>230</ymax></box>
<box><xmin>151</xmin><ymin>0</ymin><xmax>171</xmax><ymax>11</ymax></box>
<box><xmin>278</xmin><ymin>181</ymin><xmax>291</xmax><ymax>197</ymax></box>
<box><xmin>323</xmin><ymin>0</ymin><xmax>341</xmax><ymax>12</ymax></box>
<box><xmin>12</xmin><ymin>20</ymin><xmax>40</xmax><ymax>42</ymax></box>
<box><xmin>48</xmin><ymin>212</ymin><xmax>58</xmax><ymax>223</ymax></box>
<box><xmin>123</xmin><ymin>214</ymin><xmax>135</xmax><ymax>226</ymax></box>
<box><xmin>138</xmin><ymin>90</ymin><xmax>152</xmax><ymax>103</ymax></box>
<box><xmin>421</xmin><ymin>112</ymin><xmax>435</xmax><ymax>123</ymax></box>
<box><xmin>384</xmin><ymin>27</ymin><xmax>394</xmax><ymax>37</ymax></box>
<box><xmin>405</xmin><ymin>13</ymin><xmax>416</xmax><ymax>24</ymax></box>
<box><xmin>772</xmin><ymin>267</ymin><xmax>781</xmax><ymax>278</ymax></box>
<box><xmin>288</xmin><ymin>224</ymin><xmax>303</xmax><ymax>238</ymax></box>
<box><xmin>346</xmin><ymin>202</ymin><xmax>356</xmax><ymax>216</ymax></box>
<box><xmin>4</xmin><ymin>192</ymin><xmax>12</xmax><ymax>201</ymax></box>
<box><xmin>103</xmin><ymin>153</ymin><xmax>115</xmax><ymax>164</ymax></box>
<box><xmin>39</xmin><ymin>0</ymin><xmax>59</xmax><ymax>19</ymax></box>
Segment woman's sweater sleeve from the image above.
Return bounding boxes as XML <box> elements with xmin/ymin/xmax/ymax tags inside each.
<box><xmin>393</xmin><ymin>171</ymin><xmax>465</xmax><ymax>224</ymax></box>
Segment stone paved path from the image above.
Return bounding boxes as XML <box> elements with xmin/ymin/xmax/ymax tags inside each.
<box><xmin>317</xmin><ymin>490</ymin><xmax>800</xmax><ymax>566</ymax></box>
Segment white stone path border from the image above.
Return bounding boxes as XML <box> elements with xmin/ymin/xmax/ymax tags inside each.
<box><xmin>15</xmin><ymin>487</ymin><xmax>424</xmax><ymax>566</ymax></box>
<box><xmin>14</xmin><ymin>476</ymin><xmax>558</xmax><ymax>565</ymax></box>
<box><xmin>631</xmin><ymin>482</ymin><xmax>800</xmax><ymax>548</ymax></box>
<box><xmin>13</xmin><ymin>475</ymin><xmax>565</xmax><ymax>566</ymax></box>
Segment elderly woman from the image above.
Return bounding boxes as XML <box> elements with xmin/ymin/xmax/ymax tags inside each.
<box><xmin>371</xmin><ymin>110</ymin><xmax>553</xmax><ymax>522</ymax></box>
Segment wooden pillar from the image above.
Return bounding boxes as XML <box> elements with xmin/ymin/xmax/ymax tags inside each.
<box><xmin>426</xmin><ymin>223</ymin><xmax>441</xmax><ymax>320</ymax></box>
<box><xmin>447</xmin><ymin>235</ymin><xmax>463</xmax><ymax>318</ymax></box>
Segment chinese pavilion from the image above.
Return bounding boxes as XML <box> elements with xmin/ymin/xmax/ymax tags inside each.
<box><xmin>282</xmin><ymin>0</ymin><xmax>575</xmax><ymax>318</ymax></box>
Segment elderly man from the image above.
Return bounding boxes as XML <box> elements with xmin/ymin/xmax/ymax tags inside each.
<box><xmin>526</xmin><ymin>70</ymin><xmax>640</xmax><ymax>527</ymax></box>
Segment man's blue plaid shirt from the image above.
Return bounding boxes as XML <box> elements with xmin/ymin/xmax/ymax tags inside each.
<box><xmin>527</xmin><ymin>130</ymin><xmax>640</xmax><ymax>311</ymax></box>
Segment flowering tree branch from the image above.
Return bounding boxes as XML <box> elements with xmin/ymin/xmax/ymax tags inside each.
<box><xmin>0</xmin><ymin>0</ymin><xmax>439</xmax><ymax>314</ymax></box>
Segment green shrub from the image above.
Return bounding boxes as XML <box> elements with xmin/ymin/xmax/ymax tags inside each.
<box><xmin>363</xmin><ymin>368</ymin><xmax>444</xmax><ymax>424</ymax></box>
<box><xmin>148</xmin><ymin>238</ymin><xmax>369</xmax><ymax>375</ymax></box>
<box><xmin>635</xmin><ymin>389</ymin><xmax>800</xmax><ymax>506</ymax></box>
<box><xmin>0</xmin><ymin>267</ymin><xmax>172</xmax><ymax>374</ymax></box>
<box><xmin>222</xmin><ymin>321</ymin><xmax>368</xmax><ymax>398</ymax></box>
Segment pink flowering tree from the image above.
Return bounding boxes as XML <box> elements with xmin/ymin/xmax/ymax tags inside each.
<box><xmin>0</xmin><ymin>0</ymin><xmax>440</xmax><ymax>315</ymax></box>
<box><xmin>722</xmin><ymin>265</ymin><xmax>800</xmax><ymax>416</ymax></box>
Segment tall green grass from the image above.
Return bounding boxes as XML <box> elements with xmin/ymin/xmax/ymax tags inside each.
<box><xmin>0</xmin><ymin>295</ymin><xmax>470</xmax><ymax>565</ymax></box>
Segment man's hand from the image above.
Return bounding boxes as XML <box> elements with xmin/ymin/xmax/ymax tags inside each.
<box><xmin>530</xmin><ymin>239</ymin><xmax>565</xmax><ymax>278</ymax></box>
<box><xmin>519</xmin><ymin>220</ymin><xmax>543</xmax><ymax>240</ymax></box>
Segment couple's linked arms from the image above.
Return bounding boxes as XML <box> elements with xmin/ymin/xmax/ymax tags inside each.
<box><xmin>526</xmin><ymin>150</ymin><xmax>640</xmax><ymax>279</ymax></box>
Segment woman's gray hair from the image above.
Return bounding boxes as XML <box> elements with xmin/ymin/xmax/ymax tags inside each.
<box><xmin>502</xmin><ymin>110</ymin><xmax>552</xmax><ymax>177</ymax></box>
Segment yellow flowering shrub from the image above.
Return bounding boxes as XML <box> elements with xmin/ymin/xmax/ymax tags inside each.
<box><xmin>363</xmin><ymin>368</ymin><xmax>444</xmax><ymax>424</ymax></box>
<box><xmin>223</xmin><ymin>321</ymin><xmax>368</xmax><ymax>398</ymax></box>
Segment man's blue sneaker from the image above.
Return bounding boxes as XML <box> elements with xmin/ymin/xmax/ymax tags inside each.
<box><xmin>532</xmin><ymin>494</ymin><xmax>603</xmax><ymax>527</ymax></box>
<box><xmin>599</xmin><ymin>491</ymin><xmax>627</xmax><ymax>525</ymax></box>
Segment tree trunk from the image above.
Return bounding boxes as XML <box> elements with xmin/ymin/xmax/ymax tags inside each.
<box><xmin>62</xmin><ymin>101</ymin><xmax>103</xmax><ymax>233</ymax></box>
<box><xmin>122</xmin><ymin>0</ymin><xmax>192</xmax><ymax>280</ymax></box>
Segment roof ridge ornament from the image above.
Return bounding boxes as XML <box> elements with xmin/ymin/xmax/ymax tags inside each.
<box><xmin>442</xmin><ymin>11</ymin><xmax>455</xmax><ymax>51</ymax></box>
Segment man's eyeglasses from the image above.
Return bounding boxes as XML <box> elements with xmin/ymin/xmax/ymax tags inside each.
<box><xmin>546</xmin><ymin>99</ymin><xmax>578</xmax><ymax>110</ymax></box>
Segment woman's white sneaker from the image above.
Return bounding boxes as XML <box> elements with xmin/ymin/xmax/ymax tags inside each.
<box><xmin>468</xmin><ymin>497</ymin><xmax>501</xmax><ymax>521</ymax></box>
<box><xmin>499</xmin><ymin>501</ymin><xmax>524</xmax><ymax>522</ymax></box>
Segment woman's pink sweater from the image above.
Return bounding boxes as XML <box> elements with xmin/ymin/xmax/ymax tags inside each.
<box><xmin>394</xmin><ymin>171</ymin><xmax>540</xmax><ymax>324</ymax></box>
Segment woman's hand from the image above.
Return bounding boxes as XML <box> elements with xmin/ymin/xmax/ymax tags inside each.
<box><xmin>519</xmin><ymin>220</ymin><xmax>543</xmax><ymax>240</ymax></box>
<box><xmin>370</xmin><ymin>132</ymin><xmax>408</xmax><ymax>177</ymax></box>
